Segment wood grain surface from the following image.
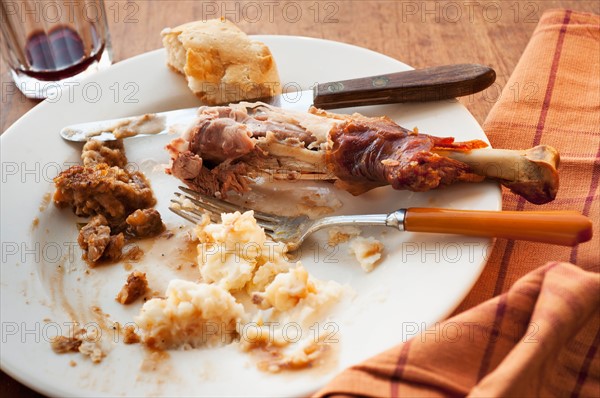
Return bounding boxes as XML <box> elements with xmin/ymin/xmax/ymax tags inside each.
<box><xmin>1</xmin><ymin>1</ymin><xmax>598</xmax><ymax>396</ymax></box>
<box><xmin>313</xmin><ymin>64</ymin><xmax>496</xmax><ymax>108</ymax></box>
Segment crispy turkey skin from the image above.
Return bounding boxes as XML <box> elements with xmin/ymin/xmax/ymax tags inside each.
<box><xmin>166</xmin><ymin>103</ymin><xmax>558</xmax><ymax>204</ymax></box>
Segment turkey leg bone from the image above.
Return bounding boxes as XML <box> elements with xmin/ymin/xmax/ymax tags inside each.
<box><xmin>433</xmin><ymin>145</ymin><xmax>559</xmax><ymax>204</ymax></box>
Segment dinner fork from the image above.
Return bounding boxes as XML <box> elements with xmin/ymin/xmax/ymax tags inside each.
<box><xmin>170</xmin><ymin>187</ymin><xmax>593</xmax><ymax>250</ymax></box>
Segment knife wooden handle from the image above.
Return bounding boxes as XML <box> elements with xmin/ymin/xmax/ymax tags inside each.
<box><xmin>313</xmin><ymin>64</ymin><xmax>496</xmax><ymax>109</ymax></box>
<box><xmin>403</xmin><ymin>208</ymin><xmax>593</xmax><ymax>246</ymax></box>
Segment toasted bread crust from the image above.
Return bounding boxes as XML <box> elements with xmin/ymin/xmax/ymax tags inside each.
<box><xmin>162</xmin><ymin>18</ymin><xmax>281</xmax><ymax>104</ymax></box>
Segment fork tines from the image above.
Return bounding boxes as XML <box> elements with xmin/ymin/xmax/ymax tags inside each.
<box><xmin>169</xmin><ymin>186</ymin><xmax>281</xmax><ymax>232</ymax></box>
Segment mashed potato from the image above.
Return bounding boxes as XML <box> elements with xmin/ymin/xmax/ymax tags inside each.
<box><xmin>136</xmin><ymin>280</ymin><xmax>244</xmax><ymax>349</ymax></box>
<box><xmin>349</xmin><ymin>236</ymin><xmax>384</xmax><ymax>273</ymax></box>
<box><xmin>196</xmin><ymin>211</ymin><xmax>290</xmax><ymax>292</ymax></box>
<box><xmin>136</xmin><ymin>211</ymin><xmax>344</xmax><ymax>370</ymax></box>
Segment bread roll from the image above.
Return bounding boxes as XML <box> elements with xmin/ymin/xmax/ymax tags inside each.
<box><xmin>161</xmin><ymin>18</ymin><xmax>281</xmax><ymax>104</ymax></box>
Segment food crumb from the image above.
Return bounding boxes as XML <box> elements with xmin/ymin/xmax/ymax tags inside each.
<box><xmin>39</xmin><ymin>192</ymin><xmax>51</xmax><ymax>212</ymax></box>
<box><xmin>123</xmin><ymin>325</ymin><xmax>141</xmax><ymax>344</ymax></box>
<box><xmin>79</xmin><ymin>340</ymin><xmax>105</xmax><ymax>363</ymax></box>
<box><xmin>349</xmin><ymin>236</ymin><xmax>384</xmax><ymax>273</ymax></box>
<box><xmin>327</xmin><ymin>226</ymin><xmax>361</xmax><ymax>246</ymax></box>
<box><xmin>123</xmin><ymin>245</ymin><xmax>145</xmax><ymax>262</ymax></box>
<box><xmin>50</xmin><ymin>335</ymin><xmax>82</xmax><ymax>353</ymax></box>
<box><xmin>116</xmin><ymin>271</ymin><xmax>149</xmax><ymax>305</ymax></box>
<box><xmin>91</xmin><ymin>305</ymin><xmax>110</xmax><ymax>318</ymax></box>
<box><xmin>69</xmin><ymin>360</ymin><xmax>77</xmax><ymax>367</ymax></box>
<box><xmin>50</xmin><ymin>328</ymin><xmax>106</xmax><ymax>363</ymax></box>
<box><xmin>126</xmin><ymin>208</ymin><xmax>165</xmax><ymax>238</ymax></box>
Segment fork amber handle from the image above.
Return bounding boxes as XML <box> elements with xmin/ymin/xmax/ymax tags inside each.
<box><xmin>403</xmin><ymin>208</ymin><xmax>593</xmax><ymax>246</ymax></box>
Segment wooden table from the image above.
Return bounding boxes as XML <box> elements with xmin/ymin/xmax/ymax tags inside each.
<box><xmin>1</xmin><ymin>1</ymin><xmax>598</xmax><ymax>396</ymax></box>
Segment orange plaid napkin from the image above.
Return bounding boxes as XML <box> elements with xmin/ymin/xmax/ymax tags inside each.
<box><xmin>315</xmin><ymin>9</ymin><xmax>600</xmax><ymax>398</ymax></box>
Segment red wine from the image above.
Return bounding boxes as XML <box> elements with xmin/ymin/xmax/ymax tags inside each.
<box><xmin>19</xmin><ymin>25</ymin><xmax>105</xmax><ymax>81</ymax></box>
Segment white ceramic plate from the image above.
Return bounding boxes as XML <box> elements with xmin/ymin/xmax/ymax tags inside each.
<box><xmin>0</xmin><ymin>36</ymin><xmax>500</xmax><ymax>397</ymax></box>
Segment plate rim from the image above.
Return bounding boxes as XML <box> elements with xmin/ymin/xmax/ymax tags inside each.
<box><xmin>0</xmin><ymin>34</ymin><xmax>500</xmax><ymax>397</ymax></box>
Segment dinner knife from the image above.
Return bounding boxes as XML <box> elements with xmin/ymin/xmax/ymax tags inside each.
<box><xmin>60</xmin><ymin>63</ymin><xmax>495</xmax><ymax>142</ymax></box>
